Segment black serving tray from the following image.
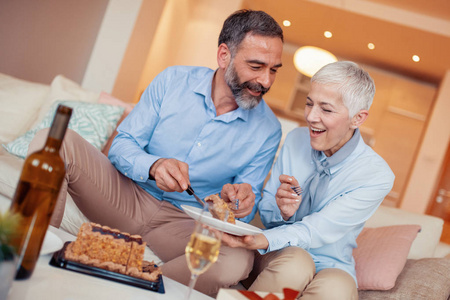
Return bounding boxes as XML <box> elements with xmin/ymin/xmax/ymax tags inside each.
<box><xmin>49</xmin><ymin>242</ymin><xmax>164</xmax><ymax>293</ymax></box>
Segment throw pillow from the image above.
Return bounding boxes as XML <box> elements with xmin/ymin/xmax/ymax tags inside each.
<box><xmin>30</xmin><ymin>75</ymin><xmax>100</xmax><ymax>129</ymax></box>
<box><xmin>98</xmin><ymin>91</ymin><xmax>135</xmax><ymax>156</ymax></box>
<box><xmin>98</xmin><ymin>91</ymin><xmax>134</xmax><ymax>114</ymax></box>
<box><xmin>353</xmin><ymin>225</ymin><xmax>421</xmax><ymax>291</ymax></box>
<box><xmin>358</xmin><ymin>258</ymin><xmax>450</xmax><ymax>299</ymax></box>
<box><xmin>0</xmin><ymin>73</ymin><xmax>50</xmax><ymax>143</ymax></box>
<box><xmin>3</xmin><ymin>100</ymin><xmax>124</xmax><ymax>159</ymax></box>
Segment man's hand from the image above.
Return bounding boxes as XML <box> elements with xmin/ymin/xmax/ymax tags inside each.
<box><xmin>149</xmin><ymin>158</ymin><xmax>190</xmax><ymax>192</ymax></box>
<box><xmin>276</xmin><ymin>175</ymin><xmax>301</xmax><ymax>221</ymax></box>
<box><xmin>221</xmin><ymin>183</ymin><xmax>255</xmax><ymax>218</ymax></box>
<box><xmin>221</xmin><ymin>232</ymin><xmax>269</xmax><ymax>250</ymax></box>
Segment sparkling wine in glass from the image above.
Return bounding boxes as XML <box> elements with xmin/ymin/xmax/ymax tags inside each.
<box><xmin>184</xmin><ymin>204</ymin><xmax>225</xmax><ymax>300</ymax></box>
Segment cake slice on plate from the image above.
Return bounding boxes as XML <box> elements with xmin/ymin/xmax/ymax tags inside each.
<box><xmin>205</xmin><ymin>194</ymin><xmax>236</xmax><ymax>224</ymax></box>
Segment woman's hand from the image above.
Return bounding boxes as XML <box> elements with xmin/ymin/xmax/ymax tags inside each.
<box><xmin>221</xmin><ymin>183</ymin><xmax>255</xmax><ymax>218</ymax></box>
<box><xmin>276</xmin><ymin>175</ymin><xmax>302</xmax><ymax>221</ymax></box>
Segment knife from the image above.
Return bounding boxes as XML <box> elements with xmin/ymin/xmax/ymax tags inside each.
<box><xmin>186</xmin><ymin>185</ymin><xmax>206</xmax><ymax>207</ymax></box>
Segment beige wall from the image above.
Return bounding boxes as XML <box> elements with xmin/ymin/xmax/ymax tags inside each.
<box><xmin>0</xmin><ymin>0</ymin><xmax>108</xmax><ymax>84</ymax></box>
<box><xmin>111</xmin><ymin>0</ymin><xmax>166</xmax><ymax>103</ymax></box>
<box><xmin>131</xmin><ymin>0</ymin><xmax>243</xmax><ymax>103</ymax></box>
<box><xmin>81</xmin><ymin>0</ymin><xmax>142</xmax><ymax>94</ymax></box>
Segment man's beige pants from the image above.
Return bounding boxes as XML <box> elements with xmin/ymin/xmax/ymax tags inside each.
<box><xmin>29</xmin><ymin>129</ymin><xmax>253</xmax><ymax>297</ymax></box>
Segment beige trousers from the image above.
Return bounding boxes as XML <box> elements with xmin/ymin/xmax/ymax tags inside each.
<box><xmin>29</xmin><ymin>129</ymin><xmax>253</xmax><ymax>297</ymax></box>
<box><xmin>244</xmin><ymin>247</ymin><xmax>358</xmax><ymax>300</ymax></box>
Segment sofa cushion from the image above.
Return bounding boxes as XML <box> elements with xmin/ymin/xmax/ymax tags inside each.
<box><xmin>98</xmin><ymin>91</ymin><xmax>135</xmax><ymax>156</ymax></box>
<box><xmin>0</xmin><ymin>73</ymin><xmax>50</xmax><ymax>143</ymax></box>
<box><xmin>358</xmin><ymin>258</ymin><xmax>450</xmax><ymax>299</ymax></box>
<box><xmin>98</xmin><ymin>91</ymin><xmax>134</xmax><ymax>114</ymax></box>
<box><xmin>354</xmin><ymin>225</ymin><xmax>421</xmax><ymax>290</ymax></box>
<box><xmin>60</xmin><ymin>194</ymin><xmax>91</xmax><ymax>236</ymax></box>
<box><xmin>0</xmin><ymin>147</ymin><xmax>23</xmax><ymax>199</ymax></box>
<box><xmin>4</xmin><ymin>101</ymin><xmax>124</xmax><ymax>159</ymax></box>
<box><xmin>30</xmin><ymin>75</ymin><xmax>100</xmax><ymax>129</ymax></box>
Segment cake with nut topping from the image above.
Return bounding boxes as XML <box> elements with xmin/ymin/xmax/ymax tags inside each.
<box><xmin>64</xmin><ymin>222</ymin><xmax>161</xmax><ymax>282</ymax></box>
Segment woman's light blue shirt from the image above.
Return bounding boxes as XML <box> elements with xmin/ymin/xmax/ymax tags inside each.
<box><xmin>259</xmin><ymin>127</ymin><xmax>394</xmax><ymax>283</ymax></box>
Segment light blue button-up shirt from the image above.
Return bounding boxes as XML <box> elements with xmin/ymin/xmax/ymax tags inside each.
<box><xmin>108</xmin><ymin>66</ymin><xmax>281</xmax><ymax>222</ymax></box>
<box><xmin>259</xmin><ymin>127</ymin><xmax>394</xmax><ymax>283</ymax></box>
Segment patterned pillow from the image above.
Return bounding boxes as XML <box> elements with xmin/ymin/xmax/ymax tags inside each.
<box><xmin>3</xmin><ymin>100</ymin><xmax>124</xmax><ymax>159</ymax></box>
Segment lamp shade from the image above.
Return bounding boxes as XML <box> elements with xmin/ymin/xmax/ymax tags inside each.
<box><xmin>293</xmin><ymin>46</ymin><xmax>338</xmax><ymax>77</ymax></box>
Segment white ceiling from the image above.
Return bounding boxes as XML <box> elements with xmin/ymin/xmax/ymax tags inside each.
<box><xmin>242</xmin><ymin>0</ymin><xmax>450</xmax><ymax>84</ymax></box>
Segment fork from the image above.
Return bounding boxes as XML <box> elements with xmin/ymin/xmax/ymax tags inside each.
<box><xmin>291</xmin><ymin>185</ymin><xmax>303</xmax><ymax>196</ymax></box>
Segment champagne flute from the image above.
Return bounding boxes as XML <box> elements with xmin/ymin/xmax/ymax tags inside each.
<box><xmin>184</xmin><ymin>204</ymin><xmax>225</xmax><ymax>300</ymax></box>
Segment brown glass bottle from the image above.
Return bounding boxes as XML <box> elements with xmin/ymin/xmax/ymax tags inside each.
<box><xmin>9</xmin><ymin>105</ymin><xmax>72</xmax><ymax>279</ymax></box>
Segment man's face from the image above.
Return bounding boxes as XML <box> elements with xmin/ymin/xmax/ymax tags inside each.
<box><xmin>305</xmin><ymin>82</ymin><xmax>357</xmax><ymax>157</ymax></box>
<box><xmin>224</xmin><ymin>34</ymin><xmax>283</xmax><ymax>110</ymax></box>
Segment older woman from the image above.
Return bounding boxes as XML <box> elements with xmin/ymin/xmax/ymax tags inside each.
<box><xmin>223</xmin><ymin>61</ymin><xmax>395</xmax><ymax>299</ymax></box>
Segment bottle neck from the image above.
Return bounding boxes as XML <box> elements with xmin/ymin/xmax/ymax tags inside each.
<box><xmin>43</xmin><ymin>137</ymin><xmax>63</xmax><ymax>154</ymax></box>
<box><xmin>48</xmin><ymin>109</ymin><xmax>71</xmax><ymax>140</ymax></box>
<box><xmin>44</xmin><ymin>105</ymin><xmax>72</xmax><ymax>153</ymax></box>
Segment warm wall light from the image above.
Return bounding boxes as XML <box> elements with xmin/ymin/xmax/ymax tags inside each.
<box><xmin>293</xmin><ymin>46</ymin><xmax>338</xmax><ymax>77</ymax></box>
<box><xmin>412</xmin><ymin>55</ymin><xmax>420</xmax><ymax>62</ymax></box>
<box><xmin>367</xmin><ymin>43</ymin><xmax>375</xmax><ymax>50</ymax></box>
<box><xmin>324</xmin><ymin>31</ymin><xmax>333</xmax><ymax>38</ymax></box>
<box><xmin>283</xmin><ymin>20</ymin><xmax>291</xmax><ymax>27</ymax></box>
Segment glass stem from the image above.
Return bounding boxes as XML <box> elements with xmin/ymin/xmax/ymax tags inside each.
<box><xmin>184</xmin><ymin>273</ymin><xmax>199</xmax><ymax>300</ymax></box>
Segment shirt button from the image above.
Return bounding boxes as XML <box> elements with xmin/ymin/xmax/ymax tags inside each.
<box><xmin>140</xmin><ymin>176</ymin><xmax>144</xmax><ymax>180</ymax></box>
<box><xmin>197</xmin><ymin>142</ymin><xmax>201</xmax><ymax>147</ymax></box>
<box><xmin>124</xmin><ymin>172</ymin><xmax>128</xmax><ymax>176</ymax></box>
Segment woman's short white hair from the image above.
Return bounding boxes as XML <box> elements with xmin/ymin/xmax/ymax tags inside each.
<box><xmin>311</xmin><ymin>61</ymin><xmax>375</xmax><ymax>118</ymax></box>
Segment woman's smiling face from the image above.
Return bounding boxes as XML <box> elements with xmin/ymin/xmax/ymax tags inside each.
<box><xmin>305</xmin><ymin>82</ymin><xmax>359</xmax><ymax>157</ymax></box>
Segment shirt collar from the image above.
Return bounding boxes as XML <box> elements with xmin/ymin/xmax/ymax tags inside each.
<box><xmin>326</xmin><ymin>129</ymin><xmax>363</xmax><ymax>175</ymax></box>
<box><xmin>193</xmin><ymin>69</ymin><xmax>249</xmax><ymax>123</ymax></box>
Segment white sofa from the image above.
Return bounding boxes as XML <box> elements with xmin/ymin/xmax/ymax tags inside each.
<box><xmin>1</xmin><ymin>72</ymin><xmax>449</xmax><ymax>299</ymax></box>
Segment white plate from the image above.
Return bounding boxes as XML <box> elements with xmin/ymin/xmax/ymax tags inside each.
<box><xmin>181</xmin><ymin>205</ymin><xmax>263</xmax><ymax>236</ymax></box>
<box><xmin>40</xmin><ymin>230</ymin><xmax>64</xmax><ymax>255</ymax></box>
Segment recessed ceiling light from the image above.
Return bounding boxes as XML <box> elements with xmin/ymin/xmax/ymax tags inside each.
<box><xmin>324</xmin><ymin>31</ymin><xmax>333</xmax><ymax>38</ymax></box>
<box><xmin>283</xmin><ymin>20</ymin><xmax>291</xmax><ymax>27</ymax></box>
<box><xmin>412</xmin><ymin>55</ymin><xmax>420</xmax><ymax>62</ymax></box>
<box><xmin>367</xmin><ymin>43</ymin><xmax>375</xmax><ymax>50</ymax></box>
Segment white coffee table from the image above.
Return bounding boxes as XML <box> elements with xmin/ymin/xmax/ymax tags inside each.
<box><xmin>7</xmin><ymin>226</ymin><xmax>214</xmax><ymax>300</ymax></box>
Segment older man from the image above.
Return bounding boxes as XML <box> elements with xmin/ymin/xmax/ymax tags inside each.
<box><xmin>223</xmin><ymin>61</ymin><xmax>395</xmax><ymax>299</ymax></box>
<box><xmin>29</xmin><ymin>9</ymin><xmax>283</xmax><ymax>297</ymax></box>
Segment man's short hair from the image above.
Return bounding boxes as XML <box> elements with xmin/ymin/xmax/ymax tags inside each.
<box><xmin>218</xmin><ymin>9</ymin><xmax>283</xmax><ymax>57</ymax></box>
<box><xmin>311</xmin><ymin>61</ymin><xmax>375</xmax><ymax>118</ymax></box>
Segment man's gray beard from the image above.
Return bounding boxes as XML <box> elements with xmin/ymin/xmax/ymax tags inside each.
<box><xmin>236</xmin><ymin>95</ymin><xmax>259</xmax><ymax>110</ymax></box>
<box><xmin>224</xmin><ymin>61</ymin><xmax>262</xmax><ymax>110</ymax></box>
